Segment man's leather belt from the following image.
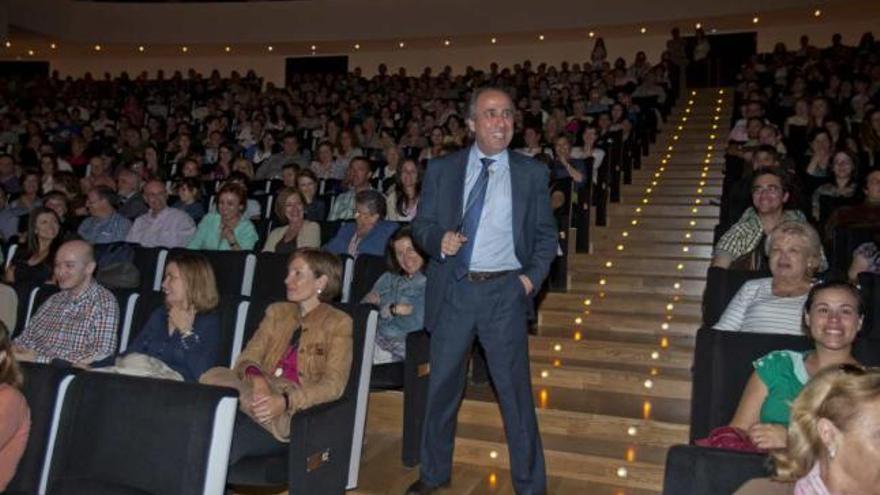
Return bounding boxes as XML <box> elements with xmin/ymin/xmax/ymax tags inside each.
<box><xmin>466</xmin><ymin>270</ymin><xmax>515</xmax><ymax>282</ymax></box>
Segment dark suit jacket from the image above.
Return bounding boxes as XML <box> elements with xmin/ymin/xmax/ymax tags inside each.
<box><xmin>412</xmin><ymin>147</ymin><xmax>558</xmax><ymax>331</ymax></box>
<box><xmin>323</xmin><ymin>220</ymin><xmax>399</xmax><ymax>257</ymax></box>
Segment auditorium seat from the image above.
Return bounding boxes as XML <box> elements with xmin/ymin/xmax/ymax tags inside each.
<box><xmin>171</xmin><ymin>249</ymin><xmax>256</xmax><ymax>297</ymax></box>
<box><xmin>348</xmin><ymin>254</ymin><xmax>387</xmax><ymax>305</ymax></box>
<box><xmin>702</xmin><ymin>267</ymin><xmax>770</xmax><ymax>328</ymax></box>
<box><xmin>4</xmin><ymin>363</ymin><xmax>77</xmax><ymax>495</ymax></box>
<box><xmin>857</xmin><ymin>272</ymin><xmax>880</xmax><ymax>342</ymax></box>
<box><xmin>689</xmin><ymin>328</ymin><xmax>811</xmax><ymax>442</ymax></box>
<box><xmin>401</xmin><ymin>330</ymin><xmax>431</xmax><ymax>467</ymax></box>
<box><xmin>131</xmin><ymin>245</ymin><xmax>168</xmax><ymax>292</ymax></box>
<box><xmin>319</xmin><ymin>220</ymin><xmax>342</xmax><ymax>245</ymax></box>
<box><xmin>40</xmin><ymin>373</ymin><xmax>237</xmax><ymax>495</ymax></box>
<box><xmin>662</xmin><ymin>444</ymin><xmax>772</xmax><ymax>495</ymax></box>
<box><xmin>251</xmin><ymin>251</ymin><xmax>290</xmax><ymax>302</ymax></box>
<box><xmin>830</xmin><ymin>226</ymin><xmax>875</xmax><ymax>273</ymax></box>
<box><xmin>226</xmin><ymin>303</ymin><xmax>377</xmax><ymax>494</ymax></box>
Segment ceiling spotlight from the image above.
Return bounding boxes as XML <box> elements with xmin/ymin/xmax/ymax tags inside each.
<box><xmin>354</xmin><ymin>43</ymin><xmax>360</xmax><ymax>50</ymax></box>
<box><xmin>94</xmin><ymin>44</ymin><xmax>102</xmax><ymax>51</ymax></box>
<box><xmin>267</xmin><ymin>45</ymin><xmax>274</xmax><ymax>52</ymax></box>
<box><xmin>752</xmin><ymin>16</ymin><xmax>760</xmax><ymax>24</ymax></box>
<box><xmin>398</xmin><ymin>41</ymin><xmax>405</xmax><ymax>48</ymax></box>
<box><xmin>50</xmin><ymin>43</ymin><xmax>57</xmax><ymax>49</ymax></box>
<box><xmin>640</xmin><ymin>27</ymin><xmax>647</xmax><ymax>34</ymax></box>
<box><xmin>813</xmin><ymin>9</ymin><xmax>821</xmax><ymax>17</ymax></box>
<box><xmin>443</xmin><ymin>39</ymin><xmax>450</xmax><ymax>46</ymax></box>
<box><xmin>491</xmin><ymin>37</ymin><xmax>497</xmax><ymax>44</ymax></box>
<box><xmin>310</xmin><ymin>45</ymin><xmax>317</xmax><ymax>51</ymax></box>
<box><xmin>138</xmin><ymin>45</ymin><xmax>144</xmax><ymax>52</ymax></box>
<box><xmin>588</xmin><ymin>31</ymin><xmax>595</xmax><ymax>38</ymax></box>
<box><xmin>181</xmin><ymin>46</ymin><xmax>188</xmax><ymax>53</ymax></box>
<box><xmin>538</xmin><ymin>34</ymin><xmax>545</xmax><ymax>41</ymax></box>
<box><xmin>27</xmin><ymin>49</ymin><xmax>34</xmax><ymax>56</ymax></box>
<box><xmin>224</xmin><ymin>46</ymin><xmax>231</xmax><ymax>53</ymax></box>
<box><xmin>695</xmin><ymin>22</ymin><xmax>702</xmax><ymax>29</ymax></box>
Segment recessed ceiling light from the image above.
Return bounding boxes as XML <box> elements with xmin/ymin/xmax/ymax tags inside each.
<box><xmin>50</xmin><ymin>43</ymin><xmax>57</xmax><ymax>49</ymax></box>
<box><xmin>267</xmin><ymin>45</ymin><xmax>274</xmax><ymax>52</ymax></box>
<box><xmin>752</xmin><ymin>16</ymin><xmax>760</xmax><ymax>24</ymax></box>
<box><xmin>310</xmin><ymin>45</ymin><xmax>317</xmax><ymax>51</ymax></box>
<box><xmin>491</xmin><ymin>37</ymin><xmax>497</xmax><ymax>44</ymax></box>
<box><xmin>443</xmin><ymin>39</ymin><xmax>450</xmax><ymax>46</ymax></box>
<box><xmin>813</xmin><ymin>9</ymin><xmax>822</xmax><ymax>17</ymax></box>
<box><xmin>94</xmin><ymin>44</ymin><xmax>102</xmax><ymax>51</ymax></box>
<box><xmin>138</xmin><ymin>45</ymin><xmax>145</xmax><ymax>52</ymax></box>
<box><xmin>538</xmin><ymin>34</ymin><xmax>545</xmax><ymax>41</ymax></box>
<box><xmin>224</xmin><ymin>46</ymin><xmax>231</xmax><ymax>53</ymax></box>
<box><xmin>181</xmin><ymin>46</ymin><xmax>188</xmax><ymax>53</ymax></box>
<box><xmin>588</xmin><ymin>31</ymin><xmax>595</xmax><ymax>38</ymax></box>
<box><xmin>398</xmin><ymin>41</ymin><xmax>405</xmax><ymax>48</ymax></box>
<box><xmin>640</xmin><ymin>27</ymin><xmax>647</xmax><ymax>34</ymax></box>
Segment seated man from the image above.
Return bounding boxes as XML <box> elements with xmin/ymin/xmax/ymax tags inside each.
<box><xmin>13</xmin><ymin>240</ymin><xmax>119</xmax><ymax>364</ymax></box>
<box><xmin>324</xmin><ymin>190</ymin><xmax>398</xmax><ymax>258</ymax></box>
<box><xmin>327</xmin><ymin>157</ymin><xmax>373</xmax><ymax>221</ymax></box>
<box><xmin>78</xmin><ymin>186</ymin><xmax>132</xmax><ymax>244</ymax></box>
<box><xmin>722</xmin><ymin>146</ymin><xmax>803</xmax><ymax>227</ymax></box>
<box><xmin>126</xmin><ymin>179</ymin><xmax>196</xmax><ymax>248</ymax></box>
<box><xmin>824</xmin><ymin>168</ymin><xmax>880</xmax><ymax>239</ymax></box>
<box><xmin>712</xmin><ymin>167</ymin><xmax>811</xmax><ymax>271</ymax></box>
<box><xmin>115</xmin><ymin>167</ymin><xmax>148</xmax><ymax>220</ymax></box>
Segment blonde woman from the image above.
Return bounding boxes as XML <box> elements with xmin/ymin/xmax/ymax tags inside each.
<box><xmin>263</xmin><ymin>188</ymin><xmax>320</xmax><ymax>253</ymax></box>
<box><xmin>735</xmin><ymin>365</ymin><xmax>880</xmax><ymax>494</ymax></box>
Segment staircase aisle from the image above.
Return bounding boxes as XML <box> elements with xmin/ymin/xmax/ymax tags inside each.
<box><xmin>355</xmin><ymin>89</ymin><xmax>732</xmax><ymax>494</ymax></box>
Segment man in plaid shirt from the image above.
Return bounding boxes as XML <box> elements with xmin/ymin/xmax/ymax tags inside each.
<box><xmin>13</xmin><ymin>240</ymin><xmax>119</xmax><ymax>364</ymax></box>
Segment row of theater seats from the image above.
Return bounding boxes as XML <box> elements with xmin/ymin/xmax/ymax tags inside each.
<box><xmin>6</xmin><ymin>303</ymin><xmax>378</xmax><ymax>495</ymax></box>
<box><xmin>662</xmin><ymin>269</ymin><xmax>880</xmax><ymax>494</ymax></box>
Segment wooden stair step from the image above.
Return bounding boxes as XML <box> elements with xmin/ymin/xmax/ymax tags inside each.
<box><xmin>608</xmin><ymin>204</ymin><xmax>719</xmax><ymax>218</ymax></box>
<box><xmin>591</xmin><ymin>242</ymin><xmax>712</xmax><ymax>259</ymax></box>
<box><xmin>617</xmin><ymin>194</ymin><xmax>719</xmax><ymax>206</ymax></box>
<box><xmin>536</xmin><ymin>325</ymin><xmax>696</xmax><ymax>348</ymax></box>
<box><xmin>565</xmin><ymin>274</ymin><xmax>706</xmax><ymax>297</ymax></box>
<box><xmin>528</xmin><ymin>336</ymin><xmax>693</xmax><ymax>369</ymax></box>
<box><xmin>591</xmin><ymin>228</ymin><xmax>715</xmax><ymax>244</ymax></box>
<box><xmin>597</xmin><ymin>216</ymin><xmax>718</xmax><ymax>230</ymax></box>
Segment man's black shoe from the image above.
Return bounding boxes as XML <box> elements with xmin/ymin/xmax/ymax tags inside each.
<box><xmin>404</xmin><ymin>479</ymin><xmax>450</xmax><ymax>494</ymax></box>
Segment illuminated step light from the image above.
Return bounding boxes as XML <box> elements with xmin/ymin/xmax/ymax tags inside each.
<box><xmin>605</xmin><ymin>260</ymin><xmax>613</xmax><ymax>268</ymax></box>
<box><xmin>644</xmin><ymin>379</ymin><xmax>654</xmax><ymax>389</ymax></box>
<box><xmin>622</xmin><ymin>231</ymin><xmax>629</xmax><ymax>237</ymax></box>
<box><xmin>574</xmin><ymin>317</ymin><xmax>582</xmax><ymax>324</ymax></box>
<box><xmin>617</xmin><ymin>467</ymin><xmax>628</xmax><ymax>478</ymax></box>
<box><xmin>540</xmin><ymin>370</ymin><xmax>550</xmax><ymax>378</ymax></box>
<box><xmin>661</xmin><ymin>337</ymin><xmax>670</xmax><ymax>348</ymax></box>
<box><xmin>573</xmin><ymin>331</ymin><xmax>582</xmax><ymax>341</ymax></box>
<box><xmin>677</xmin><ymin>263</ymin><xmax>685</xmax><ymax>270</ymax></box>
<box><xmin>673</xmin><ymin>282</ymin><xmax>681</xmax><ymax>289</ymax></box>
<box><xmin>661</xmin><ymin>322</ymin><xmax>670</xmax><ymax>330</ymax></box>
<box><xmin>553</xmin><ymin>343</ymin><xmax>562</xmax><ymax>352</ymax></box>
<box><xmin>599</xmin><ymin>278</ymin><xmax>607</xmax><ymax>285</ymax></box>
<box><xmin>651</xmin><ymin>351</ymin><xmax>660</xmax><ymax>360</ymax></box>
<box><xmin>489</xmin><ymin>450</ymin><xmax>498</xmax><ymax>459</ymax></box>
<box><xmin>626</xmin><ymin>447</ymin><xmax>636</xmax><ymax>462</ymax></box>
<box><xmin>666</xmin><ymin>303</ymin><xmax>675</xmax><ymax>311</ymax></box>
<box><xmin>627</xmin><ymin>426</ymin><xmax>638</xmax><ymax>436</ymax></box>
<box><xmin>584</xmin><ymin>299</ymin><xmax>592</xmax><ymax>306</ymax></box>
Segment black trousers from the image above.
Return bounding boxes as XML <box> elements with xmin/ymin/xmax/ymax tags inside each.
<box><xmin>228</xmin><ymin>411</ymin><xmax>287</xmax><ymax>466</ymax></box>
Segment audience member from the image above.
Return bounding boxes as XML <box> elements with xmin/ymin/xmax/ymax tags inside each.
<box><xmin>255</xmin><ymin>133</ymin><xmax>310</xmax><ymax>180</ymax></box>
<box><xmin>727</xmin><ymin>281</ymin><xmax>864</xmax><ymax>451</ymax></box>
<box><xmin>0</xmin><ymin>155</ymin><xmax>19</xmax><ymax>195</ymax></box>
<box><xmin>263</xmin><ymin>188</ymin><xmax>320</xmax><ymax>253</ymax></box>
<box><xmin>13</xmin><ymin>240</ymin><xmax>119</xmax><ymax>364</ymax></box>
<box><xmin>385</xmin><ymin>159</ymin><xmax>422</xmax><ymax>221</ymax></box>
<box><xmin>112</xmin><ymin>253</ymin><xmax>221</xmax><ymax>381</ymax></box>
<box><xmin>295</xmin><ymin>169</ymin><xmax>326</xmax><ymax>222</ymax></box>
<box><xmin>126</xmin><ymin>179</ymin><xmax>196</xmax><ymax>248</ymax></box>
<box><xmin>115</xmin><ymin>167</ymin><xmax>148</xmax><ymax>220</ymax></box>
<box><xmin>324</xmin><ymin>190</ymin><xmax>398</xmax><ymax>257</ymax></box>
<box><xmin>80</xmin><ymin>155</ymin><xmax>116</xmax><ymax>193</ymax></box>
<box><xmin>0</xmin><ymin>321</ymin><xmax>29</xmax><ymax>492</ymax></box>
<box><xmin>0</xmin><ymin>186</ymin><xmax>18</xmax><ymax>241</ymax></box>
<box><xmin>327</xmin><ymin>157</ymin><xmax>373</xmax><ymax>221</ymax></box>
<box><xmin>810</xmin><ymin>151</ymin><xmax>859</xmax><ymax>221</ymax></box>
<box><xmin>4</xmin><ymin>208</ymin><xmax>61</xmax><ymax>288</ymax></box>
<box><xmin>171</xmin><ymin>177</ymin><xmax>206</xmax><ymax>223</ymax></box>
<box><xmin>200</xmin><ymin>249</ymin><xmax>352</xmax><ymax>461</ymax></box>
<box><xmin>713</xmin><ymin>168</ymin><xmax>811</xmax><ymax>270</ymax></box>
<box><xmin>824</xmin><ymin>168</ymin><xmax>880</xmax><ymax>238</ymax></box>
<box><xmin>735</xmin><ymin>365</ymin><xmax>880</xmax><ymax>495</ymax></box>
<box><xmin>77</xmin><ymin>186</ymin><xmax>132</xmax><ymax>244</ymax></box>
<box><xmin>715</xmin><ymin>222</ymin><xmax>823</xmax><ymax>335</ymax></box>
<box><xmin>187</xmin><ymin>183</ymin><xmax>257</xmax><ymax>251</ymax></box>
<box><xmin>364</xmin><ymin>227</ymin><xmax>427</xmax><ymax>363</ymax></box>
<box><xmin>309</xmin><ymin>141</ymin><xmax>346</xmax><ymax>180</ymax></box>
<box><xmin>10</xmin><ymin>170</ymin><xmax>42</xmax><ymax>216</ymax></box>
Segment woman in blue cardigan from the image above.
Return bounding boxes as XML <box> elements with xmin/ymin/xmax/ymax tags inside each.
<box><xmin>125</xmin><ymin>252</ymin><xmax>222</xmax><ymax>381</ymax></box>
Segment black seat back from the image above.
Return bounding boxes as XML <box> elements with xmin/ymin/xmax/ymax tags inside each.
<box><xmin>689</xmin><ymin>328</ymin><xmax>811</xmax><ymax>441</ymax></box>
<box><xmin>171</xmin><ymin>249</ymin><xmax>254</xmax><ymax>297</ymax></box>
<box><xmin>349</xmin><ymin>255</ymin><xmax>388</xmax><ymax>304</ymax></box>
<box><xmin>6</xmin><ymin>363</ymin><xmax>76</xmax><ymax>495</ymax></box>
<box><xmin>251</xmin><ymin>252</ymin><xmax>290</xmax><ymax>302</ymax></box>
<box><xmin>702</xmin><ymin>267</ymin><xmax>770</xmax><ymax>327</ymax></box>
<box><xmin>44</xmin><ymin>373</ymin><xmax>238</xmax><ymax>495</ymax></box>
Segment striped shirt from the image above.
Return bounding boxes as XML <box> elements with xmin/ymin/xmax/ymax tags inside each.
<box><xmin>15</xmin><ymin>281</ymin><xmax>119</xmax><ymax>363</ymax></box>
<box><xmin>714</xmin><ymin>278</ymin><xmax>807</xmax><ymax>335</ymax></box>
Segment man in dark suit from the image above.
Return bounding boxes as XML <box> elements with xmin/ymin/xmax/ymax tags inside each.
<box><xmin>408</xmin><ymin>87</ymin><xmax>557</xmax><ymax>495</ymax></box>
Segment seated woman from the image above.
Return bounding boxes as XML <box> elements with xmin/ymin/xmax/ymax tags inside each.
<box><xmin>324</xmin><ymin>190</ymin><xmax>398</xmax><ymax>258</ymax></box>
<box><xmin>385</xmin><ymin>159</ymin><xmax>421</xmax><ymax>222</ymax></box>
<box><xmin>200</xmin><ymin>248</ymin><xmax>352</xmax><ymax>462</ymax></box>
<box><xmin>810</xmin><ymin>150</ymin><xmax>859</xmax><ymax>221</ymax></box>
<box><xmin>172</xmin><ymin>177</ymin><xmax>206</xmax><ymax>223</ymax></box>
<box><xmin>263</xmin><ymin>188</ymin><xmax>320</xmax><ymax>253</ymax></box>
<box><xmin>715</xmin><ymin>221</ymin><xmax>823</xmax><ymax>335</ymax></box>
<box><xmin>187</xmin><ymin>182</ymin><xmax>258</xmax><ymax>251</ymax></box>
<box><xmin>734</xmin><ymin>365</ymin><xmax>880</xmax><ymax>495</ymax></box>
<box><xmin>4</xmin><ymin>207</ymin><xmax>62</xmax><ymax>289</ymax></box>
<box><xmin>727</xmin><ymin>281</ymin><xmax>864</xmax><ymax>451</ymax></box>
<box><xmin>550</xmin><ymin>135</ymin><xmax>587</xmax><ymax>186</ymax></box>
<box><xmin>848</xmin><ymin>237</ymin><xmax>880</xmax><ymax>283</ymax></box>
<box><xmin>117</xmin><ymin>253</ymin><xmax>222</xmax><ymax>382</ymax></box>
<box><xmin>296</xmin><ymin>169</ymin><xmax>327</xmax><ymax>222</ymax></box>
<box><xmin>0</xmin><ymin>321</ymin><xmax>29</xmax><ymax>491</ymax></box>
<box><xmin>363</xmin><ymin>227</ymin><xmax>427</xmax><ymax>364</ymax></box>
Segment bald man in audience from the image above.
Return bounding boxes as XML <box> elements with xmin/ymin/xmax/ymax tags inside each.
<box><xmin>13</xmin><ymin>240</ymin><xmax>119</xmax><ymax>365</ymax></box>
<box><xmin>126</xmin><ymin>179</ymin><xmax>196</xmax><ymax>248</ymax></box>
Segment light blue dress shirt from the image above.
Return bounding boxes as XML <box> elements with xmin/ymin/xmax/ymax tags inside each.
<box><xmin>463</xmin><ymin>146</ymin><xmax>520</xmax><ymax>272</ymax></box>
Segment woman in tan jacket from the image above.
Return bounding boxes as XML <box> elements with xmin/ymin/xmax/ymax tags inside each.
<box><xmin>200</xmin><ymin>248</ymin><xmax>352</xmax><ymax>463</ymax></box>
